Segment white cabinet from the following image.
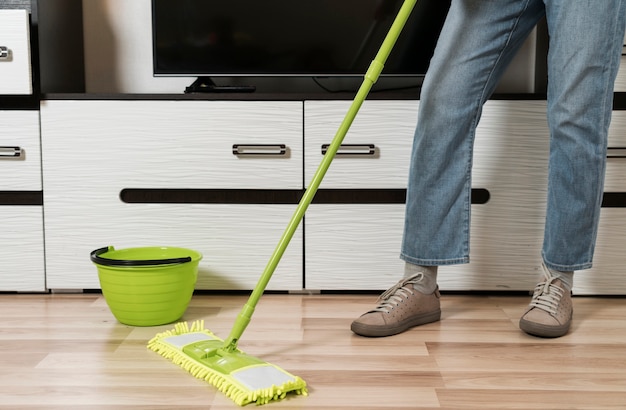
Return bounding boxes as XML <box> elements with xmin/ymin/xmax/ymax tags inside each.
<box><xmin>303</xmin><ymin>99</ymin><xmax>626</xmax><ymax>294</ymax></box>
<box><xmin>0</xmin><ymin>9</ymin><xmax>43</xmax><ymax>292</ymax></box>
<box><xmin>0</xmin><ymin>10</ymin><xmax>32</xmax><ymax>95</ymax></box>
<box><xmin>39</xmin><ymin>97</ymin><xmax>626</xmax><ymax>294</ymax></box>
<box><xmin>40</xmin><ymin>100</ymin><xmax>304</xmax><ymax>290</ymax></box>
<box><xmin>303</xmin><ymin>100</ymin><xmax>547</xmax><ymax>291</ymax></box>
<box><xmin>0</xmin><ymin>110</ymin><xmax>44</xmax><ymax>291</ymax></box>
<box><xmin>577</xmin><ymin>110</ymin><xmax>626</xmax><ymax>294</ymax></box>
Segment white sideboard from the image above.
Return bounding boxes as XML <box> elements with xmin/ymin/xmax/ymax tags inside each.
<box><xmin>2</xmin><ymin>4</ymin><xmax>625</xmax><ymax>294</ymax></box>
<box><xmin>37</xmin><ymin>98</ymin><xmax>626</xmax><ymax>294</ymax></box>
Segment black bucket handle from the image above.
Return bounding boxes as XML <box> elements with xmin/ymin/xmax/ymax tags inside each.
<box><xmin>90</xmin><ymin>246</ymin><xmax>192</xmax><ymax>267</ymax></box>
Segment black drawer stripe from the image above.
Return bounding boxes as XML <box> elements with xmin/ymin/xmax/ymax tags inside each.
<box><xmin>602</xmin><ymin>192</ymin><xmax>626</xmax><ymax>207</ymax></box>
<box><xmin>120</xmin><ymin>188</ymin><xmax>491</xmax><ymax>205</ymax></box>
<box><xmin>0</xmin><ymin>191</ymin><xmax>43</xmax><ymax>205</ymax></box>
<box><xmin>0</xmin><ymin>96</ymin><xmax>39</xmax><ymax>110</ymax></box>
<box><xmin>120</xmin><ymin>188</ymin><xmax>301</xmax><ymax>204</ymax></box>
<box><xmin>613</xmin><ymin>92</ymin><xmax>626</xmax><ymax>110</ymax></box>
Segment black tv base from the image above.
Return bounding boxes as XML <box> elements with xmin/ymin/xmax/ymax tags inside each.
<box><xmin>184</xmin><ymin>77</ymin><xmax>256</xmax><ymax>94</ymax></box>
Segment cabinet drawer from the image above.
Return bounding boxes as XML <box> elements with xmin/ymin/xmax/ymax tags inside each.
<box><xmin>0</xmin><ymin>110</ymin><xmax>41</xmax><ymax>190</ymax></box>
<box><xmin>473</xmin><ymin>100</ymin><xmax>549</xmax><ymax>191</ymax></box>
<box><xmin>475</xmin><ymin>101</ymin><xmax>626</xmax><ymax>192</ymax></box>
<box><xmin>43</xmin><ymin>203</ymin><xmax>303</xmax><ymax>291</ymax></box>
<box><xmin>0</xmin><ymin>206</ymin><xmax>45</xmax><ymax>291</ymax></box>
<box><xmin>606</xmin><ymin>110</ymin><xmax>626</xmax><ymax>192</ymax></box>
<box><xmin>0</xmin><ymin>10</ymin><xmax>32</xmax><ymax>95</ymax></box>
<box><xmin>577</xmin><ymin>208</ymin><xmax>626</xmax><ymax>294</ymax></box>
<box><xmin>304</xmin><ymin>100</ymin><xmax>417</xmax><ymax>189</ymax></box>
<box><xmin>616</xmin><ymin>57</ymin><xmax>626</xmax><ymax>92</ymax></box>
<box><xmin>615</xmin><ymin>31</ymin><xmax>626</xmax><ymax>92</ymax></box>
<box><xmin>304</xmin><ymin>203</ymin><xmax>544</xmax><ymax>292</ymax></box>
<box><xmin>305</xmin><ymin>204</ymin><xmax>406</xmax><ymax>290</ymax></box>
<box><xmin>40</xmin><ymin>100</ymin><xmax>303</xmax><ymax>190</ymax></box>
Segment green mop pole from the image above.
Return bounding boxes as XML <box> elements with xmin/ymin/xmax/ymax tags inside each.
<box><xmin>222</xmin><ymin>0</ymin><xmax>419</xmax><ymax>352</ymax></box>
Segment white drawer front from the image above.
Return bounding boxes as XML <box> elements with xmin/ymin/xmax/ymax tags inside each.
<box><xmin>0</xmin><ymin>206</ymin><xmax>45</xmax><ymax>291</ymax></box>
<box><xmin>615</xmin><ymin>54</ymin><xmax>626</xmax><ymax>92</ymax></box>
<box><xmin>304</xmin><ymin>100</ymin><xmax>418</xmax><ymax>189</ymax></box>
<box><xmin>474</xmin><ymin>100</ymin><xmax>550</xmax><ymax>191</ymax></box>
<box><xmin>615</xmin><ymin>33</ymin><xmax>626</xmax><ymax>92</ymax></box>
<box><xmin>608</xmin><ymin>27</ymin><xmax>626</xmax><ymax>92</ymax></box>
<box><xmin>40</xmin><ymin>100</ymin><xmax>303</xmax><ymax>189</ymax></box>
<box><xmin>0</xmin><ymin>110</ymin><xmax>41</xmax><ymax>190</ymax></box>
<box><xmin>0</xmin><ymin>10</ymin><xmax>32</xmax><ymax>95</ymax></box>
<box><xmin>43</xmin><ymin>202</ymin><xmax>303</xmax><ymax>291</ymax></box>
<box><xmin>304</xmin><ymin>203</ymin><xmax>544</xmax><ymax>292</ymax></box>
<box><xmin>476</xmin><ymin>101</ymin><xmax>626</xmax><ymax>192</ymax></box>
<box><xmin>579</xmin><ymin>208</ymin><xmax>626</xmax><ymax>294</ymax></box>
<box><xmin>305</xmin><ymin>204</ymin><xmax>626</xmax><ymax>293</ymax></box>
<box><xmin>606</xmin><ymin>110</ymin><xmax>626</xmax><ymax>192</ymax></box>
<box><xmin>305</xmin><ymin>204</ymin><xmax>406</xmax><ymax>290</ymax></box>
<box><xmin>439</xmin><ymin>199</ymin><xmax>545</xmax><ymax>292</ymax></box>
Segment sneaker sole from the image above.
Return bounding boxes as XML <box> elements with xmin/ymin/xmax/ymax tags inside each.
<box><xmin>351</xmin><ymin>309</ymin><xmax>441</xmax><ymax>337</ymax></box>
<box><xmin>519</xmin><ymin>317</ymin><xmax>571</xmax><ymax>338</ymax></box>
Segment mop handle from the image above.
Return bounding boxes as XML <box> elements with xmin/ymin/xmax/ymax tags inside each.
<box><xmin>223</xmin><ymin>0</ymin><xmax>419</xmax><ymax>352</ymax></box>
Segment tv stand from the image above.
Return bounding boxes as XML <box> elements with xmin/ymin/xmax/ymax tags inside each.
<box><xmin>184</xmin><ymin>77</ymin><xmax>256</xmax><ymax>94</ymax></box>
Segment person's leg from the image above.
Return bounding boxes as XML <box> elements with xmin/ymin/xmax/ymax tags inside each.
<box><xmin>352</xmin><ymin>0</ymin><xmax>545</xmax><ymax>337</ymax></box>
<box><xmin>401</xmin><ymin>0</ymin><xmax>545</xmax><ymax>266</ymax></box>
<box><xmin>520</xmin><ymin>0</ymin><xmax>626</xmax><ymax>338</ymax></box>
<box><xmin>542</xmin><ymin>0</ymin><xmax>626</xmax><ymax>271</ymax></box>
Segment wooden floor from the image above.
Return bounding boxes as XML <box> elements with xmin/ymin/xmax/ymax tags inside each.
<box><xmin>2</xmin><ymin>292</ymin><xmax>626</xmax><ymax>409</ymax></box>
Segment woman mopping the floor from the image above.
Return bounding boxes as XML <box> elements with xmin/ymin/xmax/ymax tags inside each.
<box><xmin>352</xmin><ymin>0</ymin><xmax>626</xmax><ymax>339</ymax></box>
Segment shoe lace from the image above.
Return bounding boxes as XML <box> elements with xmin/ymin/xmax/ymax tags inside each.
<box><xmin>371</xmin><ymin>273</ymin><xmax>423</xmax><ymax>314</ymax></box>
<box><xmin>529</xmin><ymin>274</ymin><xmax>565</xmax><ymax>315</ymax></box>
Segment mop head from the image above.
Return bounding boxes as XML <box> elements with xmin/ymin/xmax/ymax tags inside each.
<box><xmin>148</xmin><ymin>320</ymin><xmax>307</xmax><ymax>406</ymax></box>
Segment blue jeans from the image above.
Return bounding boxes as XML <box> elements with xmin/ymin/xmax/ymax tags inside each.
<box><xmin>401</xmin><ymin>0</ymin><xmax>626</xmax><ymax>271</ymax></box>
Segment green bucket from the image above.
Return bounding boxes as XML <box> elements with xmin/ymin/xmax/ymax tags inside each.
<box><xmin>90</xmin><ymin>246</ymin><xmax>202</xmax><ymax>326</ymax></box>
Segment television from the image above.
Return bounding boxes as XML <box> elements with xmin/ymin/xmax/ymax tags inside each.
<box><xmin>151</xmin><ymin>0</ymin><xmax>451</xmax><ymax>91</ymax></box>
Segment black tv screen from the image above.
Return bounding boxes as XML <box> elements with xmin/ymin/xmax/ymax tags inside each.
<box><xmin>152</xmin><ymin>0</ymin><xmax>450</xmax><ymax>78</ymax></box>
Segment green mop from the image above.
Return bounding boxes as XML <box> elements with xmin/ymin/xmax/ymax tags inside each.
<box><xmin>148</xmin><ymin>0</ymin><xmax>419</xmax><ymax>405</ymax></box>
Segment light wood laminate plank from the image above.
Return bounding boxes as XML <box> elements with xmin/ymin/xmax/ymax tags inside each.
<box><xmin>1</xmin><ymin>293</ymin><xmax>626</xmax><ymax>408</ymax></box>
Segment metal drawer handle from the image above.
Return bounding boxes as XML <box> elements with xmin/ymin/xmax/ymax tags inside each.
<box><xmin>607</xmin><ymin>147</ymin><xmax>626</xmax><ymax>158</ymax></box>
<box><xmin>0</xmin><ymin>146</ymin><xmax>23</xmax><ymax>158</ymax></box>
<box><xmin>232</xmin><ymin>144</ymin><xmax>287</xmax><ymax>156</ymax></box>
<box><xmin>321</xmin><ymin>143</ymin><xmax>377</xmax><ymax>156</ymax></box>
<box><xmin>0</xmin><ymin>46</ymin><xmax>11</xmax><ymax>61</ymax></box>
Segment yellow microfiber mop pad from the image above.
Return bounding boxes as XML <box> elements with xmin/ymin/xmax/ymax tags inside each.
<box><xmin>148</xmin><ymin>320</ymin><xmax>307</xmax><ymax>406</ymax></box>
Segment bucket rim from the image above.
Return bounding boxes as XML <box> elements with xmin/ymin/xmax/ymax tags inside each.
<box><xmin>90</xmin><ymin>246</ymin><xmax>196</xmax><ymax>267</ymax></box>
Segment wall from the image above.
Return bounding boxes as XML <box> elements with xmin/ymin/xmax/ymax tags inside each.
<box><xmin>81</xmin><ymin>0</ymin><xmax>539</xmax><ymax>94</ymax></box>
<box><xmin>82</xmin><ymin>0</ymin><xmax>188</xmax><ymax>93</ymax></box>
